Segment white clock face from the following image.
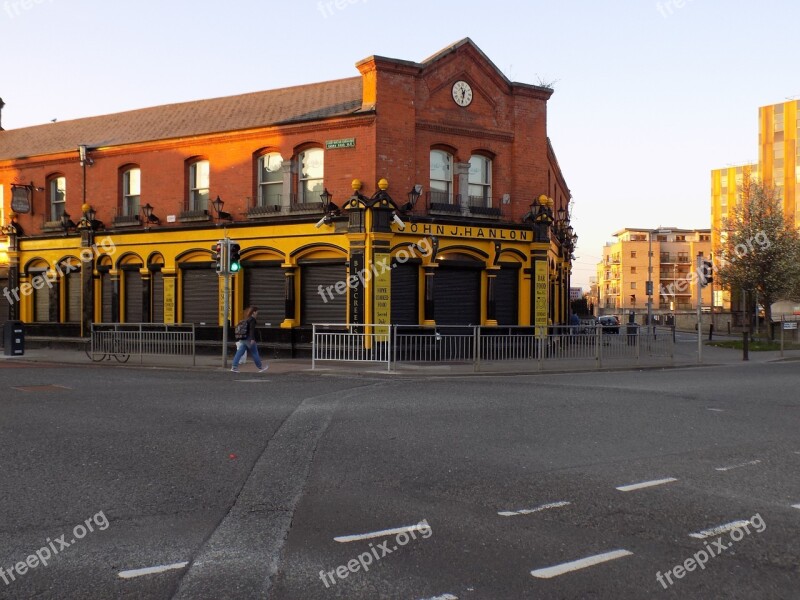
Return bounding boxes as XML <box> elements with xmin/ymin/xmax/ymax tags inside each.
<box><xmin>452</xmin><ymin>80</ymin><xmax>473</xmax><ymax>107</ymax></box>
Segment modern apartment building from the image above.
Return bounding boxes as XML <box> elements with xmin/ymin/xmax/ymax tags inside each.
<box><xmin>597</xmin><ymin>228</ymin><xmax>712</xmax><ymax>317</ymax></box>
<box><xmin>710</xmin><ymin>98</ymin><xmax>799</xmax><ymax>310</ymax></box>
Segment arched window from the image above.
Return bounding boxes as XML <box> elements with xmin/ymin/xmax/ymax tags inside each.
<box><xmin>468</xmin><ymin>155</ymin><xmax>492</xmax><ymax>206</ymax></box>
<box><xmin>48</xmin><ymin>175</ymin><xmax>66</xmax><ymax>220</ymax></box>
<box><xmin>429</xmin><ymin>150</ymin><xmax>452</xmax><ymax>203</ymax></box>
<box><xmin>121</xmin><ymin>167</ymin><xmax>141</xmax><ymax>217</ymax></box>
<box><xmin>257</xmin><ymin>152</ymin><xmax>283</xmax><ymax>208</ymax></box>
<box><xmin>296</xmin><ymin>148</ymin><xmax>324</xmax><ymax>205</ymax></box>
<box><xmin>188</xmin><ymin>159</ymin><xmax>210</xmax><ymax>211</ymax></box>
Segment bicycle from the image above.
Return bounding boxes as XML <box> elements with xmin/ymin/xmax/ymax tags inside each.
<box><xmin>84</xmin><ymin>337</ymin><xmax>131</xmax><ymax>363</ymax></box>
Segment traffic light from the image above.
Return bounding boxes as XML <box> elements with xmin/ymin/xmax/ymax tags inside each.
<box><xmin>211</xmin><ymin>241</ymin><xmax>223</xmax><ymax>274</ymax></box>
<box><xmin>700</xmin><ymin>260</ymin><xmax>713</xmax><ymax>287</ymax></box>
<box><xmin>228</xmin><ymin>241</ymin><xmax>241</xmax><ymax>273</ymax></box>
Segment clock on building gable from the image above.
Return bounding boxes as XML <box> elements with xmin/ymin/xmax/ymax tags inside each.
<box><xmin>451</xmin><ymin>80</ymin><xmax>473</xmax><ymax>107</ymax></box>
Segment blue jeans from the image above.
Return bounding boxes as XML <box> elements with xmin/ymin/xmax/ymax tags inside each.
<box><xmin>232</xmin><ymin>340</ymin><xmax>263</xmax><ymax>369</ymax></box>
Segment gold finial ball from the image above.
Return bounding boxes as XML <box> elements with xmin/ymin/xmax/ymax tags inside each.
<box><xmin>538</xmin><ymin>194</ymin><xmax>548</xmax><ymax>204</ymax></box>
<box><xmin>378</xmin><ymin>178</ymin><xmax>389</xmax><ymax>191</ymax></box>
<box><xmin>351</xmin><ymin>179</ymin><xmax>362</xmax><ymax>191</ymax></box>
<box><xmin>545</xmin><ymin>196</ymin><xmax>554</xmax><ymax>208</ymax></box>
<box><xmin>82</xmin><ymin>203</ymin><xmax>92</xmax><ymax>213</ymax></box>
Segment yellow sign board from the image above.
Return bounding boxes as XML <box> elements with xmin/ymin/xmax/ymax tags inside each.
<box><xmin>534</xmin><ymin>261</ymin><xmax>548</xmax><ymax>332</ymax></box>
<box><xmin>163</xmin><ymin>277</ymin><xmax>175</xmax><ymax>324</ymax></box>
<box><xmin>373</xmin><ymin>252</ymin><xmax>391</xmax><ymax>340</ymax></box>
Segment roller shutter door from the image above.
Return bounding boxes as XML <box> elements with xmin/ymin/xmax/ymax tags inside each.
<box><xmin>124</xmin><ymin>270</ymin><xmax>143</xmax><ymax>323</ymax></box>
<box><xmin>433</xmin><ymin>267</ymin><xmax>481</xmax><ymax>326</ymax></box>
<box><xmin>151</xmin><ymin>271</ymin><xmax>164</xmax><ymax>323</ymax></box>
<box><xmin>101</xmin><ymin>272</ymin><xmax>113</xmax><ymax>323</ymax></box>
<box><xmin>495</xmin><ymin>267</ymin><xmax>519</xmax><ymax>326</ymax></box>
<box><xmin>65</xmin><ymin>271</ymin><xmax>81</xmax><ymax>323</ymax></box>
<box><xmin>31</xmin><ymin>272</ymin><xmax>49</xmax><ymax>322</ymax></box>
<box><xmin>301</xmin><ymin>264</ymin><xmax>346</xmax><ymax>325</ymax></box>
<box><xmin>244</xmin><ymin>266</ymin><xmax>284</xmax><ymax>327</ymax></box>
<box><xmin>391</xmin><ymin>262</ymin><xmax>418</xmax><ymax>325</ymax></box>
<box><xmin>182</xmin><ymin>268</ymin><xmax>218</xmax><ymax>324</ymax></box>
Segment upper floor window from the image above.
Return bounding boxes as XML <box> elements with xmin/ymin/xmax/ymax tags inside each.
<box><xmin>297</xmin><ymin>148</ymin><xmax>323</xmax><ymax>204</ymax></box>
<box><xmin>630</xmin><ymin>251</ymin><xmax>637</xmax><ymax>259</ymax></box>
<box><xmin>429</xmin><ymin>150</ymin><xmax>452</xmax><ymax>203</ymax></box>
<box><xmin>468</xmin><ymin>155</ymin><xmax>492</xmax><ymax>205</ymax></box>
<box><xmin>258</xmin><ymin>152</ymin><xmax>283</xmax><ymax>207</ymax></box>
<box><xmin>189</xmin><ymin>160</ymin><xmax>209</xmax><ymax>211</ymax></box>
<box><xmin>122</xmin><ymin>167</ymin><xmax>141</xmax><ymax>217</ymax></box>
<box><xmin>49</xmin><ymin>176</ymin><xmax>66</xmax><ymax>220</ymax></box>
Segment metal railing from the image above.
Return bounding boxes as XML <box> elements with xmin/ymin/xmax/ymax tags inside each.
<box><xmin>312</xmin><ymin>324</ymin><xmax>392</xmax><ymax>371</ymax></box>
<box><xmin>89</xmin><ymin>323</ymin><xmax>196</xmax><ymax>364</ymax></box>
<box><xmin>311</xmin><ymin>324</ymin><xmax>674</xmax><ymax>372</ymax></box>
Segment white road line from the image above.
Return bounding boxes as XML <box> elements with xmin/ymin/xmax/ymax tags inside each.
<box><xmin>707</xmin><ymin>408</ymin><xmax>724</xmax><ymax>412</ymax></box>
<box><xmin>498</xmin><ymin>501</ymin><xmax>571</xmax><ymax>517</ymax></box>
<box><xmin>616</xmin><ymin>477</ymin><xmax>677</xmax><ymax>492</ymax></box>
<box><xmin>792</xmin><ymin>504</ymin><xmax>800</xmax><ymax>510</ymax></box>
<box><xmin>334</xmin><ymin>522</ymin><xmax>428</xmax><ymax>543</ymax></box>
<box><xmin>118</xmin><ymin>561</ymin><xmax>189</xmax><ymax>579</ymax></box>
<box><xmin>715</xmin><ymin>459</ymin><xmax>761</xmax><ymax>472</ymax></box>
<box><xmin>530</xmin><ymin>549</ymin><xmax>633</xmax><ymax>579</ymax></box>
<box><xmin>418</xmin><ymin>595</ymin><xmax>458</xmax><ymax>600</ymax></box>
<box><xmin>689</xmin><ymin>520</ymin><xmax>751</xmax><ymax>539</ymax></box>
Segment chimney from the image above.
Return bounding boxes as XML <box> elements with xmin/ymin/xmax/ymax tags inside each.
<box><xmin>0</xmin><ymin>97</ymin><xmax>4</xmax><ymax>131</ymax></box>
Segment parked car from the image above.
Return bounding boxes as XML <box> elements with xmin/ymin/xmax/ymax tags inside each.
<box><xmin>598</xmin><ymin>315</ymin><xmax>621</xmax><ymax>334</ymax></box>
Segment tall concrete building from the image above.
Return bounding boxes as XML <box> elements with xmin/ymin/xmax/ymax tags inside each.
<box><xmin>597</xmin><ymin>228</ymin><xmax>712</xmax><ymax>318</ymax></box>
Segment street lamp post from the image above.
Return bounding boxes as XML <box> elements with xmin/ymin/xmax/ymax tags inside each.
<box><xmin>647</xmin><ymin>228</ymin><xmax>671</xmax><ymax>334</ymax></box>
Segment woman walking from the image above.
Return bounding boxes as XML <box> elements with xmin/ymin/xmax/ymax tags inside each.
<box><xmin>231</xmin><ymin>306</ymin><xmax>269</xmax><ymax>373</ymax></box>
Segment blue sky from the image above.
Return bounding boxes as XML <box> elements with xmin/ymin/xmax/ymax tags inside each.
<box><xmin>2</xmin><ymin>0</ymin><xmax>798</xmax><ymax>288</ymax></box>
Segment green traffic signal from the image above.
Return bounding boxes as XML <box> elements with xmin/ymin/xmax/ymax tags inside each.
<box><xmin>229</xmin><ymin>242</ymin><xmax>241</xmax><ymax>273</ymax></box>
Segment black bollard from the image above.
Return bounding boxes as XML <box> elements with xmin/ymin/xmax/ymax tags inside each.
<box><xmin>743</xmin><ymin>331</ymin><xmax>749</xmax><ymax>361</ymax></box>
<box><xmin>708</xmin><ymin>323</ymin><xmax>714</xmax><ymax>341</ymax></box>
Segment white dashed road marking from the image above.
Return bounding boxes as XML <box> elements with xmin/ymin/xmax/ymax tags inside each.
<box><xmin>498</xmin><ymin>501</ymin><xmax>571</xmax><ymax>517</ymax></box>
<box><xmin>689</xmin><ymin>520</ymin><xmax>752</xmax><ymax>539</ymax></box>
<box><xmin>792</xmin><ymin>504</ymin><xmax>800</xmax><ymax>510</ymax></box>
<box><xmin>616</xmin><ymin>478</ymin><xmax>678</xmax><ymax>492</ymax></box>
<box><xmin>334</xmin><ymin>522</ymin><xmax>429</xmax><ymax>543</ymax></box>
<box><xmin>531</xmin><ymin>549</ymin><xmax>633</xmax><ymax>579</ymax></box>
<box><xmin>418</xmin><ymin>595</ymin><xmax>458</xmax><ymax>600</ymax></box>
<box><xmin>118</xmin><ymin>561</ymin><xmax>189</xmax><ymax>579</ymax></box>
<box><xmin>715</xmin><ymin>459</ymin><xmax>761</xmax><ymax>472</ymax></box>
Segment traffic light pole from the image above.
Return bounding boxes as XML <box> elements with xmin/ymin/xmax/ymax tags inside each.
<box><xmin>221</xmin><ymin>237</ymin><xmax>230</xmax><ymax>369</ymax></box>
<box><xmin>696</xmin><ymin>254</ymin><xmax>702</xmax><ymax>364</ymax></box>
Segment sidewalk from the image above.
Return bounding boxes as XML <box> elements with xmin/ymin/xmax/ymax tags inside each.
<box><xmin>3</xmin><ymin>337</ymin><xmax>798</xmax><ymax>377</ymax></box>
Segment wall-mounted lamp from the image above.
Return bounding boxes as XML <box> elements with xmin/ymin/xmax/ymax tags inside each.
<box><xmin>402</xmin><ymin>185</ymin><xmax>423</xmax><ymax>212</ymax></box>
<box><xmin>141</xmin><ymin>203</ymin><xmax>160</xmax><ymax>228</ymax></box>
<box><xmin>60</xmin><ymin>211</ymin><xmax>76</xmax><ymax>234</ymax></box>
<box><xmin>211</xmin><ymin>195</ymin><xmax>232</xmax><ymax>222</ymax></box>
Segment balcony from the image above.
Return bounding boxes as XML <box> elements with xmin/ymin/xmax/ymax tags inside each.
<box><xmin>426</xmin><ymin>192</ymin><xmax>503</xmax><ymax>220</ymax></box>
<box><xmin>111</xmin><ymin>213</ymin><xmax>141</xmax><ymax>228</ymax></box>
<box><xmin>246</xmin><ymin>198</ymin><xmax>283</xmax><ymax>219</ymax></box>
<box><xmin>178</xmin><ymin>209</ymin><xmax>211</xmax><ymax>223</ymax></box>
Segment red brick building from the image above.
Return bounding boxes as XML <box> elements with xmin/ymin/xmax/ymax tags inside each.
<box><xmin>0</xmin><ymin>39</ymin><xmax>574</xmax><ymax>349</ymax></box>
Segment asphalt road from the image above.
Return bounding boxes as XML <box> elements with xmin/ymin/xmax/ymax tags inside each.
<box><xmin>0</xmin><ymin>359</ymin><xmax>798</xmax><ymax>599</ymax></box>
